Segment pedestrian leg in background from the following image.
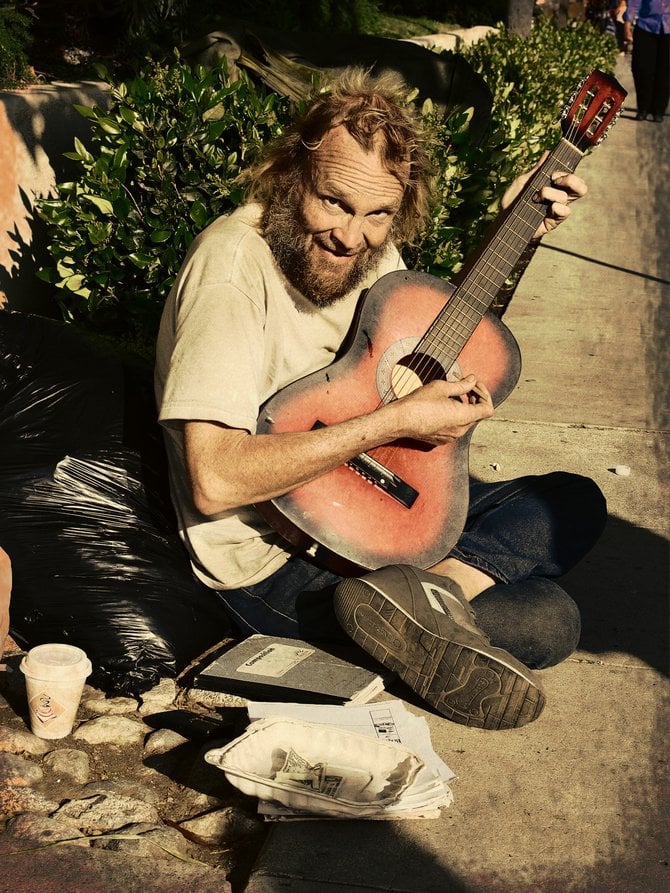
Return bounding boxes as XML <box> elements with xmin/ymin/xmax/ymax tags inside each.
<box><xmin>632</xmin><ymin>27</ymin><xmax>670</xmax><ymax>120</ymax></box>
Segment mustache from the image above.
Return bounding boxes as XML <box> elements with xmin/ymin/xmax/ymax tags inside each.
<box><xmin>313</xmin><ymin>236</ymin><xmax>359</xmax><ymax>257</ymax></box>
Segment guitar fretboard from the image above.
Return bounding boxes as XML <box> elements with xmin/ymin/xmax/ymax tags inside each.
<box><xmin>419</xmin><ymin>138</ymin><xmax>584</xmax><ymax>369</ymax></box>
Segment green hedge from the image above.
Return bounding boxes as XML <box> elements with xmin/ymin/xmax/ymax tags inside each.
<box><xmin>404</xmin><ymin>16</ymin><xmax>619</xmax><ymax>276</ymax></box>
<box><xmin>0</xmin><ymin>7</ymin><xmax>32</xmax><ymax>89</ymax></box>
<box><xmin>36</xmin><ymin>17</ymin><xmax>617</xmax><ymax>353</ymax></box>
<box><xmin>37</xmin><ymin>60</ymin><xmax>291</xmax><ymax>351</ymax></box>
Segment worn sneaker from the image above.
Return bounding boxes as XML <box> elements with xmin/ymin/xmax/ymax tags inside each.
<box><xmin>334</xmin><ymin>565</ymin><xmax>545</xmax><ymax>730</ymax></box>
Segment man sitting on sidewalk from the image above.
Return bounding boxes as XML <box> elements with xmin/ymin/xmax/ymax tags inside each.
<box><xmin>155</xmin><ymin>68</ymin><xmax>606</xmax><ymax>730</ymax></box>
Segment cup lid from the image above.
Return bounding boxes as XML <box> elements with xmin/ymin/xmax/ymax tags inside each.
<box><xmin>20</xmin><ymin>643</ymin><xmax>92</xmax><ymax>681</ymax></box>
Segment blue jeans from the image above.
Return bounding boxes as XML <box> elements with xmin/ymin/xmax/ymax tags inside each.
<box><xmin>216</xmin><ymin>472</ymin><xmax>606</xmax><ymax>669</ymax></box>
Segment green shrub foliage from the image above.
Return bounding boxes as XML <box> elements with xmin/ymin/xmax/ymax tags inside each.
<box><xmin>37</xmin><ymin>18</ymin><xmax>617</xmax><ymax>351</ymax></box>
<box><xmin>405</xmin><ymin>16</ymin><xmax>619</xmax><ymax>276</ymax></box>
<box><xmin>37</xmin><ymin>59</ymin><xmax>291</xmax><ymax>346</ymax></box>
<box><xmin>0</xmin><ymin>7</ymin><xmax>32</xmax><ymax>88</ymax></box>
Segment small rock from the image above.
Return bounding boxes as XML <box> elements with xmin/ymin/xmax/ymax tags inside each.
<box><xmin>613</xmin><ymin>464</ymin><xmax>631</xmax><ymax>477</ymax></box>
<box><xmin>188</xmin><ymin>791</ymin><xmax>228</xmax><ymax>812</ymax></box>
<box><xmin>6</xmin><ymin>812</ymin><xmax>87</xmax><ymax>844</ymax></box>
<box><xmin>0</xmin><ymin>751</ymin><xmax>44</xmax><ymax>785</ymax></box>
<box><xmin>139</xmin><ymin>678</ymin><xmax>177</xmax><ymax>715</ymax></box>
<box><xmin>178</xmin><ymin>805</ymin><xmax>262</xmax><ymax>846</ymax></box>
<box><xmin>0</xmin><ymin>724</ymin><xmax>53</xmax><ymax>756</ymax></box>
<box><xmin>78</xmin><ymin>778</ymin><xmax>161</xmax><ymax>806</ymax></box>
<box><xmin>72</xmin><ymin>715</ymin><xmax>147</xmax><ymax>745</ymax></box>
<box><xmin>144</xmin><ymin>727</ymin><xmax>190</xmax><ymax>756</ymax></box>
<box><xmin>0</xmin><ymin>781</ymin><xmax>60</xmax><ymax>817</ymax></box>
<box><xmin>84</xmin><ymin>695</ymin><xmax>139</xmax><ymax>716</ymax></box>
<box><xmin>54</xmin><ymin>793</ymin><xmax>161</xmax><ymax>833</ymax></box>
<box><xmin>43</xmin><ymin>748</ymin><xmax>91</xmax><ymax>784</ymax></box>
<box><xmin>181</xmin><ymin>688</ymin><xmax>247</xmax><ymax>710</ymax></box>
<box><xmin>90</xmin><ymin>820</ymin><xmax>200</xmax><ymax>861</ymax></box>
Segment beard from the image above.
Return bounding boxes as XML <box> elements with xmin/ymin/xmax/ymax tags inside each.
<box><xmin>263</xmin><ymin>187</ymin><xmax>391</xmax><ymax>308</ymax></box>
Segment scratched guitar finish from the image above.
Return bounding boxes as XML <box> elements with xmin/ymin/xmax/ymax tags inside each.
<box><xmin>257</xmin><ymin>70</ymin><xmax>626</xmax><ymax>573</ymax></box>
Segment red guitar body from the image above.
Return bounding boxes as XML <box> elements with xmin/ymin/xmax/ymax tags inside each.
<box><xmin>257</xmin><ymin>271</ymin><xmax>521</xmax><ymax>572</ymax></box>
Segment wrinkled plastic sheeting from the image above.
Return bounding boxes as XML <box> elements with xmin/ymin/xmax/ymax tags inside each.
<box><xmin>0</xmin><ymin>311</ymin><xmax>233</xmax><ymax>696</ymax></box>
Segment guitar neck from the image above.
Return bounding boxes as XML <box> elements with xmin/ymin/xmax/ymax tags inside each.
<box><xmin>421</xmin><ymin>137</ymin><xmax>584</xmax><ymax>366</ymax></box>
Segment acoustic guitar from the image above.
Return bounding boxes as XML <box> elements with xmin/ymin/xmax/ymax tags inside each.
<box><xmin>256</xmin><ymin>69</ymin><xmax>626</xmax><ymax>573</ymax></box>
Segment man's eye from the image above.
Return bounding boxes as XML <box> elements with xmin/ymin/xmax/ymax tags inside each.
<box><xmin>323</xmin><ymin>197</ymin><xmax>341</xmax><ymax>209</ymax></box>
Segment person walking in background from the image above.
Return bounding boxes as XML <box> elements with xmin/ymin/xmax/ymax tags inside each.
<box><xmin>611</xmin><ymin>1</ymin><xmax>630</xmax><ymax>53</ymax></box>
<box><xmin>624</xmin><ymin>0</ymin><xmax>670</xmax><ymax>121</ymax></box>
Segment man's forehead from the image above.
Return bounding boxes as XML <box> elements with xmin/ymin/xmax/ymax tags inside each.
<box><xmin>309</xmin><ymin>125</ymin><xmax>409</xmax><ymax>197</ymax></box>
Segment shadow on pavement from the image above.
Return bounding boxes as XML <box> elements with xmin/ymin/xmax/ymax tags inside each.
<box><xmin>562</xmin><ymin>515</ymin><xmax>669</xmax><ymax>675</ymax></box>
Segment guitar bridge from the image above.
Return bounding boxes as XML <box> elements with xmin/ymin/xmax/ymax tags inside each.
<box><xmin>313</xmin><ymin>421</ymin><xmax>418</xmax><ymax>509</ymax></box>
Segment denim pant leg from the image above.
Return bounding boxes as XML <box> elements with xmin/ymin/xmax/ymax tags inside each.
<box><xmin>470</xmin><ymin>577</ymin><xmax>583</xmax><ymax>669</ymax></box>
<box><xmin>449</xmin><ymin>471</ymin><xmax>605</xmax><ymax>668</ymax></box>
<box><xmin>451</xmin><ymin>471</ymin><xmax>607</xmax><ymax>584</ymax></box>
<box><xmin>215</xmin><ymin>558</ymin><xmax>348</xmax><ymax>642</ymax></box>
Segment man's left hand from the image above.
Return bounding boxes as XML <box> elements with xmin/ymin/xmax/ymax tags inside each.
<box><xmin>502</xmin><ymin>152</ymin><xmax>588</xmax><ymax>239</ymax></box>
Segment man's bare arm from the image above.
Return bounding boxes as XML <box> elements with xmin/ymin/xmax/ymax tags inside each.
<box><xmin>184</xmin><ymin>375</ymin><xmax>493</xmax><ymax>515</ymax></box>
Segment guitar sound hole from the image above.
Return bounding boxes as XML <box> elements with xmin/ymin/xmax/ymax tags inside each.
<box><xmin>391</xmin><ymin>352</ymin><xmax>447</xmax><ymax>398</ymax></box>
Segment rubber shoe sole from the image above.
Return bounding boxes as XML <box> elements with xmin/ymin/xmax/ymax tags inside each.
<box><xmin>334</xmin><ymin>577</ymin><xmax>545</xmax><ymax>730</ymax></box>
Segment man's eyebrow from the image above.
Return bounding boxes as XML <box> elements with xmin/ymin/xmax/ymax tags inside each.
<box><xmin>318</xmin><ymin>184</ymin><xmax>400</xmax><ymax>215</ymax></box>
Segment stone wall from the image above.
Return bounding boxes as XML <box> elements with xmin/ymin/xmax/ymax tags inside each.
<box><xmin>404</xmin><ymin>25</ymin><xmax>498</xmax><ymax>53</ymax></box>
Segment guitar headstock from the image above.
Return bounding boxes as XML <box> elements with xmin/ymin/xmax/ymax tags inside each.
<box><xmin>561</xmin><ymin>69</ymin><xmax>627</xmax><ymax>151</ymax></box>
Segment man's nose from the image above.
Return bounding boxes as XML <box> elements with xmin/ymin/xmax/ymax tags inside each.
<box><xmin>331</xmin><ymin>216</ymin><xmax>365</xmax><ymax>252</ymax></box>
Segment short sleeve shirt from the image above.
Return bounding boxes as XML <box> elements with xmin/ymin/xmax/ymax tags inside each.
<box><xmin>155</xmin><ymin>204</ymin><xmax>405</xmax><ymax>589</ymax></box>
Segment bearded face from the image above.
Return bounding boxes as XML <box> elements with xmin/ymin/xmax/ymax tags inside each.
<box><xmin>263</xmin><ymin>189</ymin><xmax>392</xmax><ymax>308</ymax></box>
<box><xmin>263</xmin><ymin>126</ymin><xmax>406</xmax><ymax>308</ymax></box>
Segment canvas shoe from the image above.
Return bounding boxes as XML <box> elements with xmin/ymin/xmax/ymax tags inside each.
<box><xmin>334</xmin><ymin>564</ymin><xmax>545</xmax><ymax>730</ymax></box>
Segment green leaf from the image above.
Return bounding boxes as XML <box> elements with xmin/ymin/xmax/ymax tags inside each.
<box><xmin>73</xmin><ymin>103</ymin><xmax>98</xmax><ymax>120</ymax></box>
<box><xmin>119</xmin><ymin>106</ymin><xmax>137</xmax><ymax>125</ymax></box>
<box><xmin>97</xmin><ymin>117</ymin><xmax>123</xmax><ymax>135</ymax></box>
<box><xmin>87</xmin><ymin>222</ymin><xmax>113</xmax><ymax>245</ymax></box>
<box><xmin>36</xmin><ymin>267</ymin><xmax>59</xmax><ymax>284</ymax></box>
<box><xmin>82</xmin><ymin>195</ymin><xmax>114</xmax><ymax>215</ymax></box>
<box><xmin>149</xmin><ymin>229</ymin><xmax>172</xmax><ymax>243</ymax></box>
<box><xmin>203</xmin><ymin>103</ymin><xmax>225</xmax><ymax>122</ymax></box>
<box><xmin>56</xmin><ymin>258</ymin><xmax>73</xmax><ymax>278</ymax></box>
<box><xmin>73</xmin><ymin>137</ymin><xmax>94</xmax><ymax>163</ymax></box>
<box><xmin>112</xmin><ymin>145</ymin><xmax>128</xmax><ymax>170</ymax></box>
<box><xmin>63</xmin><ymin>274</ymin><xmax>85</xmax><ymax>292</ymax></box>
<box><xmin>128</xmin><ymin>252</ymin><xmax>153</xmax><ymax>268</ymax></box>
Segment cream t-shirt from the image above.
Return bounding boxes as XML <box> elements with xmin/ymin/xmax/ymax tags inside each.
<box><xmin>155</xmin><ymin>203</ymin><xmax>405</xmax><ymax>589</ymax></box>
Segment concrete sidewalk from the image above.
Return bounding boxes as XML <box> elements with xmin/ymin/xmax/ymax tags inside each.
<box><xmin>245</xmin><ymin>58</ymin><xmax>670</xmax><ymax>893</ymax></box>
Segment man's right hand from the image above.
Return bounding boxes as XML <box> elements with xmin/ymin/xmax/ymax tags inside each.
<box><xmin>390</xmin><ymin>374</ymin><xmax>494</xmax><ymax>445</ymax></box>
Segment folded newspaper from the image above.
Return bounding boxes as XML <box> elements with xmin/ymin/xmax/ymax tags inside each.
<box><xmin>205</xmin><ymin>700</ymin><xmax>455</xmax><ymax>820</ymax></box>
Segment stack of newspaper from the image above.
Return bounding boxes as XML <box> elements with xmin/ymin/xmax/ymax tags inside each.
<box><xmin>244</xmin><ymin>699</ymin><xmax>455</xmax><ymax>820</ymax></box>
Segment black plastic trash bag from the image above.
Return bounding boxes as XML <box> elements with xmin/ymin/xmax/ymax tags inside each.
<box><xmin>0</xmin><ymin>311</ymin><xmax>233</xmax><ymax>696</ymax></box>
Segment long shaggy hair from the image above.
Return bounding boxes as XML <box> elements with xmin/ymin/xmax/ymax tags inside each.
<box><xmin>244</xmin><ymin>67</ymin><xmax>435</xmax><ymax>243</ymax></box>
